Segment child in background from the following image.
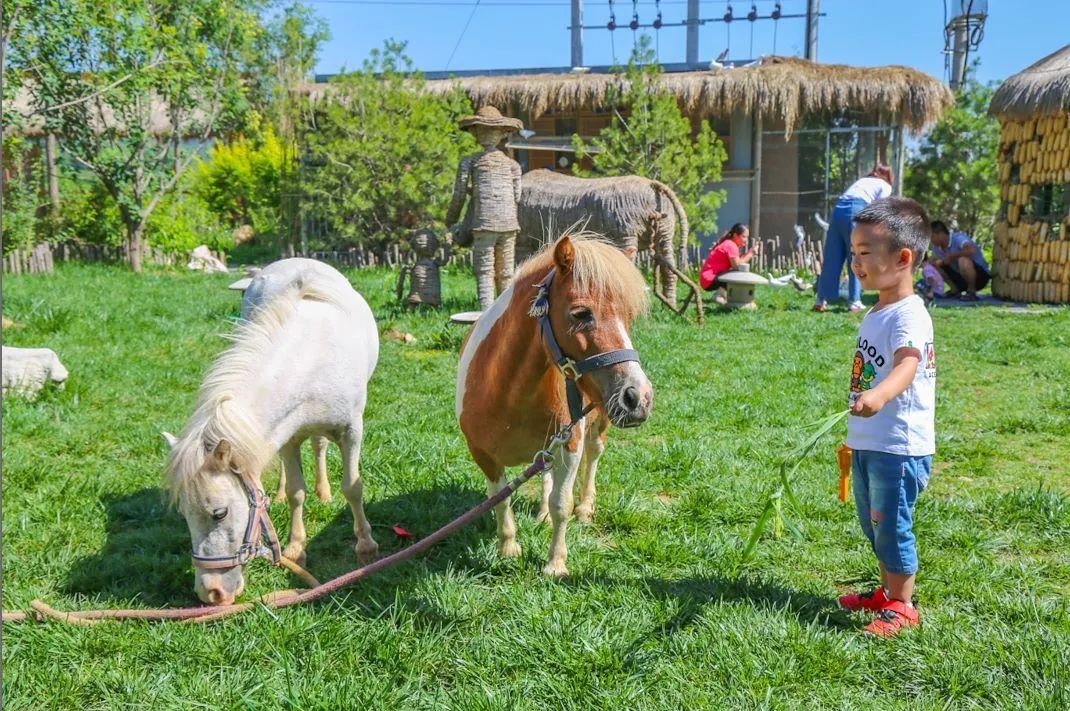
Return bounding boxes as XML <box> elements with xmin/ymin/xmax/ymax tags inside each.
<box><xmin>841</xmin><ymin>197</ymin><xmax>936</xmax><ymax>637</ymax></box>
<box><xmin>915</xmin><ymin>253</ymin><xmax>946</xmax><ymax>305</ymax></box>
<box><xmin>699</xmin><ymin>224</ymin><xmax>760</xmax><ymax>305</ymax></box>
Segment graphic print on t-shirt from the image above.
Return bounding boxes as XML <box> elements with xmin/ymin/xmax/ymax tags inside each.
<box><xmin>924</xmin><ymin>341</ymin><xmax>936</xmax><ymax>377</ymax></box>
<box><xmin>849</xmin><ymin>337</ymin><xmax>883</xmax><ymax>403</ymax></box>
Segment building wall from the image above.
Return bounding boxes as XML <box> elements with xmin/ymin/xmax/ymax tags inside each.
<box><xmin>992</xmin><ymin>112</ymin><xmax>1070</xmax><ymax>304</ymax></box>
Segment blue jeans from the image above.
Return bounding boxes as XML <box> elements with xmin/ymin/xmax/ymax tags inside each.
<box><xmin>852</xmin><ymin>450</ymin><xmax>931</xmax><ymax>575</ymax></box>
<box><xmin>817</xmin><ymin>197</ymin><xmax>866</xmax><ymax>304</ymax></box>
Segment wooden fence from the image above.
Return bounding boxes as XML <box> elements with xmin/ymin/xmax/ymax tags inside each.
<box><xmin>4</xmin><ymin>234</ymin><xmax>821</xmax><ymax>278</ymax></box>
<box><xmin>2</xmin><ymin>242</ymin><xmax>204</xmax><ymax>274</ymax></box>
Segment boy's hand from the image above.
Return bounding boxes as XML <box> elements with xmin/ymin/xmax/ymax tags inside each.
<box><xmin>850</xmin><ymin>390</ymin><xmax>886</xmax><ymax>417</ymax></box>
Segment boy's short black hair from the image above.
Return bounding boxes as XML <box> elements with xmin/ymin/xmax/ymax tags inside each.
<box><xmin>853</xmin><ymin>197</ymin><xmax>931</xmax><ymax>265</ymax></box>
<box><xmin>930</xmin><ymin>220</ymin><xmax>950</xmax><ymax>236</ymax></box>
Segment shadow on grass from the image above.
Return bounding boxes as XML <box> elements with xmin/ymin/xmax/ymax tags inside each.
<box><xmin>62</xmin><ymin>483</ymin><xmax>849</xmax><ymax>638</ymax></box>
<box><xmin>61</xmin><ymin>482</ymin><xmax>494</xmax><ymax>608</ymax></box>
<box><xmin>62</xmin><ymin>488</ymin><xmax>192</xmax><ymax>606</ymax></box>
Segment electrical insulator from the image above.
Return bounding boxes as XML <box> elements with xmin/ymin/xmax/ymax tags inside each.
<box><xmin>772</xmin><ymin>3</ymin><xmax>782</xmax><ymax>20</ymax></box>
<box><xmin>630</xmin><ymin>13</ymin><xmax>639</xmax><ymax>30</ymax></box>
<box><xmin>653</xmin><ymin>12</ymin><xmax>663</xmax><ymax>29</ymax></box>
<box><xmin>724</xmin><ymin>4</ymin><xmax>734</xmax><ymax>23</ymax></box>
<box><xmin>747</xmin><ymin>4</ymin><xmax>758</xmax><ymax>22</ymax></box>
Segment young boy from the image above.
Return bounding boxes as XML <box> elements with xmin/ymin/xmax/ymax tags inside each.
<box><xmin>841</xmin><ymin>197</ymin><xmax>936</xmax><ymax>637</ymax></box>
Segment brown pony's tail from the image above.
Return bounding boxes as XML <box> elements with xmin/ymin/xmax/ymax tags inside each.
<box><xmin>652</xmin><ymin>181</ymin><xmax>690</xmax><ymax>269</ymax></box>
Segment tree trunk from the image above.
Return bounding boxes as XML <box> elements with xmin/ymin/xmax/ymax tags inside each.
<box><xmin>126</xmin><ymin>222</ymin><xmax>144</xmax><ymax>273</ymax></box>
<box><xmin>45</xmin><ymin>133</ymin><xmax>60</xmax><ymax>216</ymax></box>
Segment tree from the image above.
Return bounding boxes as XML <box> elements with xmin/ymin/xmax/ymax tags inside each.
<box><xmin>250</xmin><ymin>2</ymin><xmax>329</xmax><ymax>256</ymax></box>
<box><xmin>904</xmin><ymin>67</ymin><xmax>1000</xmax><ymax>243</ymax></box>
<box><xmin>7</xmin><ymin>0</ymin><xmax>265</xmax><ymax>271</ymax></box>
<box><xmin>300</xmin><ymin>41</ymin><xmax>476</xmax><ymax>249</ymax></box>
<box><xmin>572</xmin><ymin>37</ymin><xmax>728</xmax><ymax>247</ymax></box>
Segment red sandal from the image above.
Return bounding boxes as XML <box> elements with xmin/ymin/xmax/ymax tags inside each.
<box><xmin>838</xmin><ymin>586</ymin><xmax>889</xmax><ymax>612</ymax></box>
<box><xmin>863</xmin><ymin>599</ymin><xmax>920</xmax><ymax>638</ymax></box>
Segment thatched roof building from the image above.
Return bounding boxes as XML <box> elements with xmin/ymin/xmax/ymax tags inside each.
<box><xmin>989</xmin><ymin>44</ymin><xmax>1070</xmax><ymax>304</ymax></box>
<box><xmin>989</xmin><ymin>45</ymin><xmax>1070</xmax><ymax>121</ymax></box>
<box><xmin>423</xmin><ymin>56</ymin><xmax>952</xmax><ymax>137</ymax></box>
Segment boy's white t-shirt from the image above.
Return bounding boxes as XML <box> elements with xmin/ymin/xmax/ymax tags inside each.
<box><xmin>847</xmin><ymin>295</ymin><xmax>936</xmax><ymax>456</ymax></box>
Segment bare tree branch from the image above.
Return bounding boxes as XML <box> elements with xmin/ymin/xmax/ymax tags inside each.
<box><xmin>38</xmin><ymin>56</ymin><xmax>169</xmax><ymax>113</ymax></box>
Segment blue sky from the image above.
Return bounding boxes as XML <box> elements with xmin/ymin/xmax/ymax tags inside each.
<box><xmin>306</xmin><ymin>0</ymin><xmax>1068</xmax><ymax>85</ymax></box>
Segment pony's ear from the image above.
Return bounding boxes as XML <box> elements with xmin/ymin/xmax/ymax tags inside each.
<box><xmin>554</xmin><ymin>235</ymin><xmax>576</xmax><ymax>273</ymax></box>
<box><xmin>212</xmin><ymin>440</ymin><xmax>233</xmax><ymax>469</ymax></box>
<box><xmin>161</xmin><ymin>431</ymin><xmax>178</xmax><ymax>449</ymax></box>
<box><xmin>622</xmin><ymin>245</ymin><xmax>638</xmax><ymax>259</ymax></box>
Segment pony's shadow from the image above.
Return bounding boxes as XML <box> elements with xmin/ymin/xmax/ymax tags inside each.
<box><xmin>61</xmin><ymin>483</ymin><xmax>495</xmax><ymax>607</ymax></box>
<box><xmin>63</xmin><ymin>488</ymin><xmax>193</xmax><ymax>605</ymax></box>
<box><xmin>303</xmin><ymin>482</ymin><xmax>493</xmax><ymax>583</ymax></box>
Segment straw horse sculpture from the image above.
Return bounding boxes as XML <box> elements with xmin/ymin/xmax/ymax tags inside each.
<box><xmin>457</xmin><ymin>234</ymin><xmax>654</xmax><ymax>576</ymax></box>
<box><xmin>516</xmin><ymin>171</ymin><xmax>691</xmax><ymax>311</ymax></box>
<box><xmin>163</xmin><ymin>259</ymin><xmax>379</xmax><ymax>605</ymax></box>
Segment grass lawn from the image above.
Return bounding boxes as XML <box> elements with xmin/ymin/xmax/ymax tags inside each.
<box><xmin>3</xmin><ymin>263</ymin><xmax>1069</xmax><ymax>709</ymax></box>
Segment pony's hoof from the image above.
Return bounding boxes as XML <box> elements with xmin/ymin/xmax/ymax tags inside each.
<box><xmin>315</xmin><ymin>486</ymin><xmax>331</xmax><ymax>503</ymax></box>
<box><xmin>282</xmin><ymin>545</ymin><xmax>306</xmax><ymax>566</ymax></box>
<box><xmin>574</xmin><ymin>507</ymin><xmax>594</xmax><ymax>524</ymax></box>
<box><xmin>498</xmin><ymin>540</ymin><xmax>522</xmax><ymax>558</ymax></box>
<box><xmin>542</xmin><ymin>560</ymin><xmax>569</xmax><ymax>578</ymax></box>
<box><xmin>274</xmin><ymin>490</ymin><xmax>288</xmax><ymax>504</ymax></box>
<box><xmin>355</xmin><ymin>541</ymin><xmax>379</xmax><ymax>564</ymax></box>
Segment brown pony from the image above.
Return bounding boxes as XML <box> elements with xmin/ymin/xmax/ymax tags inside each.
<box><xmin>456</xmin><ymin>234</ymin><xmax>653</xmax><ymax>576</ymax></box>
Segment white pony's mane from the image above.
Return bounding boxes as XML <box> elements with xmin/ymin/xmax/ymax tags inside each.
<box><xmin>165</xmin><ymin>280</ymin><xmax>349</xmax><ymax>507</ymax></box>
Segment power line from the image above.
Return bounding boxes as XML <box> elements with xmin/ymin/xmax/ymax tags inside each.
<box><xmin>445</xmin><ymin>0</ymin><xmax>481</xmax><ymax>70</ymax></box>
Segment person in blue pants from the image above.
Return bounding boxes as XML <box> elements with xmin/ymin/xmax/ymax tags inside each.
<box><xmin>815</xmin><ymin>164</ymin><xmax>895</xmax><ymax>312</ymax></box>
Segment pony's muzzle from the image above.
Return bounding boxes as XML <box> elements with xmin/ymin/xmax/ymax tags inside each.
<box><xmin>612</xmin><ymin>375</ymin><xmax>653</xmax><ymax>428</ymax></box>
<box><xmin>618</xmin><ymin>388</ymin><xmax>652</xmax><ymax>427</ymax></box>
<box><xmin>195</xmin><ymin>569</ymin><xmax>244</xmax><ymax>606</ymax></box>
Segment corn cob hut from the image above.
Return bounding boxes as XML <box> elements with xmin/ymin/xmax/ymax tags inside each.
<box><xmin>989</xmin><ymin>44</ymin><xmax>1070</xmax><ymax>304</ymax></box>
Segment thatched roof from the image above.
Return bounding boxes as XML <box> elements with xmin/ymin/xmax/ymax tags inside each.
<box><xmin>422</xmin><ymin>56</ymin><xmax>953</xmax><ymax>136</ymax></box>
<box><xmin>989</xmin><ymin>44</ymin><xmax>1070</xmax><ymax>120</ymax></box>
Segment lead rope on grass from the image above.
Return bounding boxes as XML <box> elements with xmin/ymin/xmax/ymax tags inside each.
<box><xmin>1</xmin><ymin>406</ymin><xmax>593</xmax><ymax>626</ymax></box>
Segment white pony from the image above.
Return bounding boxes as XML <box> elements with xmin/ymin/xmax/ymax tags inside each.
<box><xmin>163</xmin><ymin>258</ymin><xmax>379</xmax><ymax>605</ymax></box>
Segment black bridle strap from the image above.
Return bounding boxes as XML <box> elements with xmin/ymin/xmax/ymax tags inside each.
<box><xmin>531</xmin><ymin>268</ymin><xmax>641</xmax><ymax>422</ymax></box>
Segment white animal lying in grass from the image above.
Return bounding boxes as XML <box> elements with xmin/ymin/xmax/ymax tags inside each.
<box><xmin>2</xmin><ymin>346</ymin><xmax>69</xmax><ymax>398</ymax></box>
<box><xmin>187</xmin><ymin>245</ymin><xmax>228</xmax><ymax>273</ymax></box>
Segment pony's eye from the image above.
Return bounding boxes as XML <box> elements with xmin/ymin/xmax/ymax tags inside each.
<box><xmin>569</xmin><ymin>307</ymin><xmax>594</xmax><ymax>323</ymax></box>
<box><xmin>211</xmin><ymin>507</ymin><xmax>229</xmax><ymax>521</ymax></box>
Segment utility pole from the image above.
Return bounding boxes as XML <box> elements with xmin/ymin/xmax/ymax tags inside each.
<box><xmin>686</xmin><ymin>0</ymin><xmax>700</xmax><ymax>65</ymax></box>
<box><xmin>571</xmin><ymin>0</ymin><xmax>583</xmax><ymax>67</ymax></box>
<box><xmin>949</xmin><ymin>18</ymin><xmax>969</xmax><ymax>90</ymax></box>
<box><xmin>805</xmin><ymin>0</ymin><xmax>819</xmax><ymax>61</ymax></box>
<box><xmin>946</xmin><ymin>2</ymin><xmax>987</xmax><ymax>91</ymax></box>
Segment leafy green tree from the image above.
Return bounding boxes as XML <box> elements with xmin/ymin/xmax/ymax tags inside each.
<box><xmin>904</xmin><ymin>67</ymin><xmax>1000</xmax><ymax>243</ymax></box>
<box><xmin>301</xmin><ymin>41</ymin><xmax>476</xmax><ymax>249</ymax></box>
<box><xmin>6</xmin><ymin>0</ymin><xmax>265</xmax><ymax>271</ymax></box>
<box><xmin>572</xmin><ymin>37</ymin><xmax>728</xmax><ymax>245</ymax></box>
<box><xmin>194</xmin><ymin>123</ymin><xmax>288</xmax><ymax>237</ymax></box>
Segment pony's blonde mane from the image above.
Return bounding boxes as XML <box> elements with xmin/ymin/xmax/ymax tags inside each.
<box><xmin>164</xmin><ymin>282</ymin><xmax>347</xmax><ymax>507</ymax></box>
<box><xmin>518</xmin><ymin>231</ymin><xmax>650</xmax><ymax>322</ymax></box>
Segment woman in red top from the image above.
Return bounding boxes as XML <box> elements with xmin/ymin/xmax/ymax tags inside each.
<box><xmin>699</xmin><ymin>223</ymin><xmax>760</xmax><ymax>303</ymax></box>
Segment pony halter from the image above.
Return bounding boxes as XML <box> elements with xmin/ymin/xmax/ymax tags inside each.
<box><xmin>530</xmin><ymin>268</ymin><xmax>641</xmax><ymax>422</ymax></box>
<box><xmin>190</xmin><ymin>472</ymin><xmax>282</xmax><ymax>571</ymax></box>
